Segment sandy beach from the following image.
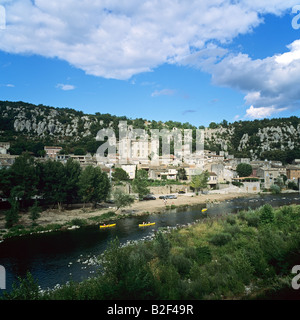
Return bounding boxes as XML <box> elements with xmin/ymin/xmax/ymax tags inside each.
<box><xmin>0</xmin><ymin>192</ymin><xmax>251</xmax><ymax>230</ymax></box>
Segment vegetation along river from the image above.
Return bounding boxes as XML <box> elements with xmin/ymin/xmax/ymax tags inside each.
<box><xmin>0</xmin><ymin>193</ymin><xmax>300</xmax><ymax>293</ymax></box>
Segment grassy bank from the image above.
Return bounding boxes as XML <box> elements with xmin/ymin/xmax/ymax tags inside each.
<box><xmin>2</xmin><ymin>203</ymin><xmax>300</xmax><ymax>300</ymax></box>
<box><xmin>0</xmin><ymin>210</ymin><xmax>120</xmax><ymax>241</ymax></box>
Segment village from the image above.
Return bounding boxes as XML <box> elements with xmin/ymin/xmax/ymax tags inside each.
<box><xmin>1</xmin><ymin>140</ymin><xmax>300</xmax><ymax>197</ymax></box>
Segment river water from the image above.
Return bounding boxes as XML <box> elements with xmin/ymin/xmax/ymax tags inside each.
<box><xmin>0</xmin><ymin>193</ymin><xmax>300</xmax><ymax>293</ymax></box>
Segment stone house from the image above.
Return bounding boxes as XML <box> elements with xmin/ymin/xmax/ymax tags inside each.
<box><xmin>256</xmin><ymin>166</ymin><xmax>286</xmax><ymax>189</ymax></box>
<box><xmin>44</xmin><ymin>146</ymin><xmax>62</xmax><ymax>159</ymax></box>
<box><xmin>286</xmin><ymin>165</ymin><xmax>300</xmax><ymax>181</ymax></box>
<box><xmin>0</xmin><ymin>142</ymin><xmax>10</xmax><ymax>155</ymax></box>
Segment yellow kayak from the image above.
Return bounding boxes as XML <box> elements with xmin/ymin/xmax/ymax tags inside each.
<box><xmin>202</xmin><ymin>208</ymin><xmax>208</xmax><ymax>212</ymax></box>
<box><xmin>139</xmin><ymin>222</ymin><xmax>156</xmax><ymax>227</ymax></box>
<box><xmin>100</xmin><ymin>223</ymin><xmax>116</xmax><ymax>228</ymax></box>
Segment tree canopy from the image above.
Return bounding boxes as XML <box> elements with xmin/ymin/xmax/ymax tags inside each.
<box><xmin>236</xmin><ymin>163</ymin><xmax>253</xmax><ymax>177</ymax></box>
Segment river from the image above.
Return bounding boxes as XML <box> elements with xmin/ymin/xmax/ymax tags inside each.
<box><xmin>0</xmin><ymin>193</ymin><xmax>300</xmax><ymax>293</ymax></box>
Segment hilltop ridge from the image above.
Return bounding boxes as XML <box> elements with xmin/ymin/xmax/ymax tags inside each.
<box><xmin>1</xmin><ymin>100</ymin><xmax>300</xmax><ymax>163</ymax></box>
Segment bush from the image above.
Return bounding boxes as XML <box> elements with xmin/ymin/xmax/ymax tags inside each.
<box><xmin>223</xmin><ymin>224</ymin><xmax>241</xmax><ymax>238</ymax></box>
<box><xmin>245</xmin><ymin>214</ymin><xmax>260</xmax><ymax>227</ymax></box>
<box><xmin>70</xmin><ymin>218</ymin><xmax>87</xmax><ymax>226</ymax></box>
<box><xmin>287</xmin><ymin>181</ymin><xmax>298</xmax><ymax>190</ymax></box>
<box><xmin>270</xmin><ymin>184</ymin><xmax>281</xmax><ymax>194</ymax></box>
<box><xmin>226</xmin><ymin>216</ymin><xmax>236</xmax><ymax>225</ymax></box>
<box><xmin>170</xmin><ymin>254</ymin><xmax>192</xmax><ymax>276</ymax></box>
<box><xmin>195</xmin><ymin>246</ymin><xmax>212</xmax><ymax>265</ymax></box>
<box><xmin>154</xmin><ymin>231</ymin><xmax>171</xmax><ymax>262</ymax></box>
<box><xmin>2</xmin><ymin>272</ymin><xmax>40</xmax><ymax>300</ymax></box>
<box><xmin>209</xmin><ymin>232</ymin><xmax>232</xmax><ymax>246</ymax></box>
<box><xmin>259</xmin><ymin>204</ymin><xmax>274</xmax><ymax>224</ymax></box>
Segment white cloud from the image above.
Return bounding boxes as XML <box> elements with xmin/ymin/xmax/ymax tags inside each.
<box><xmin>1</xmin><ymin>0</ymin><xmax>300</xmax><ymax>117</ymax></box>
<box><xmin>56</xmin><ymin>83</ymin><xmax>75</xmax><ymax>91</ymax></box>
<box><xmin>0</xmin><ymin>83</ymin><xmax>15</xmax><ymax>87</ymax></box>
<box><xmin>151</xmin><ymin>89</ymin><xmax>176</xmax><ymax>97</ymax></box>
<box><xmin>245</xmin><ymin>105</ymin><xmax>288</xmax><ymax>119</ymax></box>
<box><xmin>0</xmin><ymin>0</ymin><xmax>298</xmax><ymax>80</ymax></box>
<box><xmin>184</xmin><ymin>38</ymin><xmax>300</xmax><ymax>118</ymax></box>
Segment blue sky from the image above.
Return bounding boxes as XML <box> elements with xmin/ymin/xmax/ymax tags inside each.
<box><xmin>1</xmin><ymin>1</ymin><xmax>300</xmax><ymax>127</ymax></box>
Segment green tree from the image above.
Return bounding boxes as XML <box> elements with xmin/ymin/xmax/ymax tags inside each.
<box><xmin>177</xmin><ymin>168</ymin><xmax>187</xmax><ymax>180</ymax></box>
<box><xmin>29</xmin><ymin>200</ymin><xmax>41</xmax><ymax>224</ymax></box>
<box><xmin>64</xmin><ymin>158</ymin><xmax>82</xmax><ymax>206</ymax></box>
<box><xmin>112</xmin><ymin>168</ymin><xmax>129</xmax><ymax>182</ymax></box>
<box><xmin>132</xmin><ymin>169</ymin><xmax>150</xmax><ymax>200</ymax></box>
<box><xmin>0</xmin><ymin>167</ymin><xmax>13</xmax><ymax>198</ymax></box>
<box><xmin>5</xmin><ymin>195</ymin><xmax>20</xmax><ymax>228</ymax></box>
<box><xmin>112</xmin><ymin>189</ymin><xmax>134</xmax><ymax>212</ymax></box>
<box><xmin>9</xmin><ymin>153</ymin><xmax>39</xmax><ymax>208</ymax></box>
<box><xmin>37</xmin><ymin>160</ymin><xmax>66</xmax><ymax>210</ymax></box>
<box><xmin>236</xmin><ymin>163</ymin><xmax>253</xmax><ymax>177</ymax></box>
<box><xmin>190</xmin><ymin>170</ymin><xmax>209</xmax><ymax>193</ymax></box>
<box><xmin>153</xmin><ymin>231</ymin><xmax>171</xmax><ymax>262</ymax></box>
<box><xmin>209</xmin><ymin>122</ymin><xmax>218</xmax><ymax>129</ymax></box>
<box><xmin>78</xmin><ymin>166</ymin><xmax>111</xmax><ymax>208</ymax></box>
<box><xmin>74</xmin><ymin>148</ymin><xmax>86</xmax><ymax>155</ymax></box>
<box><xmin>259</xmin><ymin>204</ymin><xmax>274</xmax><ymax>224</ymax></box>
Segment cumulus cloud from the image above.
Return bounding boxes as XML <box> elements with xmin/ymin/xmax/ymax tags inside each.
<box><xmin>1</xmin><ymin>0</ymin><xmax>297</xmax><ymax>80</ymax></box>
<box><xmin>1</xmin><ymin>0</ymin><xmax>300</xmax><ymax>117</ymax></box>
<box><xmin>246</xmin><ymin>105</ymin><xmax>288</xmax><ymax>119</ymax></box>
<box><xmin>183</xmin><ymin>39</ymin><xmax>300</xmax><ymax>119</ymax></box>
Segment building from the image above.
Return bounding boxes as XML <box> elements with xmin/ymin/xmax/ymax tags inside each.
<box><xmin>119</xmin><ymin>164</ymin><xmax>137</xmax><ymax>180</ymax></box>
<box><xmin>231</xmin><ymin>177</ymin><xmax>260</xmax><ymax>193</ymax></box>
<box><xmin>211</xmin><ymin>163</ymin><xmax>235</xmax><ymax>183</ymax></box>
<box><xmin>44</xmin><ymin>146</ymin><xmax>62</xmax><ymax>159</ymax></box>
<box><xmin>0</xmin><ymin>154</ymin><xmax>17</xmax><ymax>168</ymax></box>
<box><xmin>286</xmin><ymin>165</ymin><xmax>300</xmax><ymax>181</ymax></box>
<box><xmin>208</xmin><ymin>172</ymin><xmax>218</xmax><ymax>188</ymax></box>
<box><xmin>0</xmin><ymin>142</ymin><xmax>10</xmax><ymax>155</ymax></box>
<box><xmin>256</xmin><ymin>166</ymin><xmax>286</xmax><ymax>189</ymax></box>
<box><xmin>148</xmin><ymin>166</ymin><xmax>177</xmax><ymax>180</ymax></box>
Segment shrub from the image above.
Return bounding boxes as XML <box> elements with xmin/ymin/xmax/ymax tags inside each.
<box><xmin>170</xmin><ymin>254</ymin><xmax>192</xmax><ymax>276</ymax></box>
<box><xmin>209</xmin><ymin>232</ymin><xmax>232</xmax><ymax>246</ymax></box>
<box><xmin>259</xmin><ymin>204</ymin><xmax>274</xmax><ymax>224</ymax></box>
<box><xmin>2</xmin><ymin>272</ymin><xmax>40</xmax><ymax>300</ymax></box>
<box><xmin>245</xmin><ymin>214</ymin><xmax>260</xmax><ymax>227</ymax></box>
<box><xmin>223</xmin><ymin>224</ymin><xmax>241</xmax><ymax>238</ymax></box>
<box><xmin>70</xmin><ymin>218</ymin><xmax>87</xmax><ymax>226</ymax></box>
<box><xmin>226</xmin><ymin>216</ymin><xmax>236</xmax><ymax>225</ymax></box>
<box><xmin>154</xmin><ymin>231</ymin><xmax>171</xmax><ymax>262</ymax></box>
<box><xmin>287</xmin><ymin>181</ymin><xmax>298</xmax><ymax>190</ymax></box>
<box><xmin>270</xmin><ymin>184</ymin><xmax>281</xmax><ymax>194</ymax></box>
<box><xmin>195</xmin><ymin>246</ymin><xmax>212</xmax><ymax>265</ymax></box>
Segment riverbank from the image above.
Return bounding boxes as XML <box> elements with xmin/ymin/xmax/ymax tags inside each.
<box><xmin>3</xmin><ymin>203</ymin><xmax>299</xmax><ymax>300</ymax></box>
<box><xmin>0</xmin><ymin>192</ymin><xmax>253</xmax><ymax>241</ymax></box>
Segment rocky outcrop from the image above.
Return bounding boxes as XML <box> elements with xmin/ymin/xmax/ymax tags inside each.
<box><xmin>1</xmin><ymin>101</ymin><xmax>300</xmax><ymax>160</ymax></box>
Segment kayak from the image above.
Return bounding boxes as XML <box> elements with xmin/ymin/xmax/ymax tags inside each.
<box><xmin>100</xmin><ymin>223</ymin><xmax>116</xmax><ymax>228</ymax></box>
<box><xmin>139</xmin><ymin>222</ymin><xmax>156</xmax><ymax>227</ymax></box>
<box><xmin>202</xmin><ymin>208</ymin><xmax>208</xmax><ymax>212</ymax></box>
